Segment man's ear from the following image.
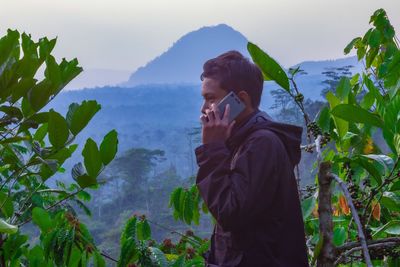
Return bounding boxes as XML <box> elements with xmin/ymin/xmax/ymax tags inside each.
<box><xmin>238</xmin><ymin>90</ymin><xmax>252</xmax><ymax>107</ymax></box>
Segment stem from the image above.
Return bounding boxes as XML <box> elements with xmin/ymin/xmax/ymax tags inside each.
<box><xmin>100</xmin><ymin>251</ymin><xmax>118</xmax><ymax>263</ymax></box>
<box><xmin>18</xmin><ymin>188</ymin><xmax>84</xmax><ymax>227</ymax></box>
<box><xmin>335</xmin><ymin>241</ymin><xmax>399</xmax><ymax>265</ymax></box>
<box><xmin>363</xmin><ymin>156</ymin><xmax>400</xmax><ymax>220</ymax></box>
<box><xmin>330</xmin><ymin>173</ymin><xmax>372</xmax><ymax>267</ymax></box>
<box><xmin>146</xmin><ymin>218</ymin><xmax>203</xmax><ymax>246</ymax></box>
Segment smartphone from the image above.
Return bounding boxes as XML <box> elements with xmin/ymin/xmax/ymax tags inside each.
<box><xmin>216</xmin><ymin>91</ymin><xmax>246</xmax><ymax>123</ymax></box>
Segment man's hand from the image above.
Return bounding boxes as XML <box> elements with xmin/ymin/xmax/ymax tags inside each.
<box><xmin>200</xmin><ymin>103</ymin><xmax>236</xmax><ymax>144</ymax></box>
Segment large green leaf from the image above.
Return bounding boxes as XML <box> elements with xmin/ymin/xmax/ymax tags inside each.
<box><xmin>32</xmin><ymin>207</ymin><xmax>53</xmax><ymax>232</ymax></box>
<box><xmin>82</xmin><ymin>138</ymin><xmax>102</xmax><ymax>178</ymax></box>
<box><xmin>136</xmin><ymin>219</ymin><xmax>151</xmax><ymax>241</ymax></box>
<box><xmin>0</xmin><ymin>192</ymin><xmax>14</xmax><ymax>218</ymax></box>
<box><xmin>68</xmin><ymin>101</ymin><xmax>101</xmax><ymax>135</ymax></box>
<box><xmin>317</xmin><ymin>106</ymin><xmax>331</xmax><ymax>133</ymax></box>
<box><xmin>381</xmin><ymin>192</ymin><xmax>400</xmax><ymax>212</ymax></box>
<box><xmin>247</xmin><ymin>42</ymin><xmax>290</xmax><ymax>92</ymax></box>
<box><xmin>344</xmin><ymin>37</ymin><xmax>361</xmax><ymax>54</ymax></box>
<box><xmin>333</xmin><ymin>226</ymin><xmax>347</xmax><ymax>246</ymax></box>
<box><xmin>0</xmin><ymin>218</ymin><xmax>18</xmax><ymax>234</ymax></box>
<box><xmin>331</xmin><ymin>104</ymin><xmax>384</xmax><ymax>128</ymax></box>
<box><xmin>99</xmin><ymin>130</ymin><xmax>118</xmax><ymax>165</ymax></box>
<box><xmin>326</xmin><ymin>92</ymin><xmax>348</xmax><ymax>139</ymax></box>
<box><xmin>27</xmin><ymin>80</ymin><xmax>54</xmax><ymax>112</ymax></box>
<box><xmin>353</xmin><ymin>156</ymin><xmax>383</xmax><ymax>185</ymax></box>
<box><xmin>76</xmin><ymin>174</ymin><xmax>97</xmax><ymax>189</ymax></box>
<box><xmin>361</xmin><ymin>154</ymin><xmax>394</xmax><ymax>175</ymax></box>
<box><xmin>336</xmin><ymin>77</ymin><xmax>351</xmax><ymax>101</ymax></box>
<box><xmin>372</xmin><ymin>220</ymin><xmax>400</xmax><ymax>237</ymax></box>
<box><xmin>301</xmin><ymin>196</ymin><xmax>316</xmax><ymax>220</ymax></box>
<box><xmin>149</xmin><ymin>247</ymin><xmax>169</xmax><ymax>267</ymax></box>
<box><xmin>48</xmin><ymin>109</ymin><xmax>69</xmax><ymax>149</ymax></box>
<box><xmin>121</xmin><ymin>216</ymin><xmax>137</xmax><ymax>245</ymax></box>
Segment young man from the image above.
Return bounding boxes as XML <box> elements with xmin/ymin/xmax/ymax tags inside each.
<box><xmin>195</xmin><ymin>51</ymin><xmax>309</xmax><ymax>266</ymax></box>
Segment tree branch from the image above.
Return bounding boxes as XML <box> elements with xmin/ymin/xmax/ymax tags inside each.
<box><xmin>317</xmin><ymin>161</ymin><xmax>335</xmax><ymax>267</ymax></box>
<box><xmin>335</xmin><ymin>241</ymin><xmax>399</xmax><ymax>265</ymax></box>
<box><xmin>329</xmin><ymin>173</ymin><xmax>372</xmax><ymax>267</ymax></box>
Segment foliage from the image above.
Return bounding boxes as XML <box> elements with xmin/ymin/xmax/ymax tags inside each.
<box><xmin>248</xmin><ymin>8</ymin><xmax>400</xmax><ymax>266</ymax></box>
<box><xmin>0</xmin><ymin>30</ymin><xmax>118</xmax><ymax>265</ymax></box>
<box><xmin>117</xmin><ymin>214</ymin><xmax>208</xmax><ymax>267</ymax></box>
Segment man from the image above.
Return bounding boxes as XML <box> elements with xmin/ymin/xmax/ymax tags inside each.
<box><xmin>195</xmin><ymin>50</ymin><xmax>309</xmax><ymax>267</ymax></box>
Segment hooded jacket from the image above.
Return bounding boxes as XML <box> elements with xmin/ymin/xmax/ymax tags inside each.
<box><xmin>195</xmin><ymin>109</ymin><xmax>309</xmax><ymax>267</ymax></box>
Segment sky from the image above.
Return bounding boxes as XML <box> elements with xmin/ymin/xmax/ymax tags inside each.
<box><xmin>1</xmin><ymin>0</ymin><xmax>400</xmax><ymax>73</ymax></box>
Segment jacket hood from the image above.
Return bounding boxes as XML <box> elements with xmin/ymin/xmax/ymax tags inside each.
<box><xmin>226</xmin><ymin>110</ymin><xmax>303</xmax><ymax>166</ymax></box>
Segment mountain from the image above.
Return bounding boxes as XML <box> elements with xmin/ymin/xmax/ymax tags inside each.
<box><xmin>122</xmin><ymin>24</ymin><xmax>250</xmax><ymax>87</ymax></box>
<box><xmin>45</xmin><ymin>23</ymin><xmax>366</xmax><ymax>183</ymax></box>
<box><xmin>64</xmin><ymin>69</ymin><xmax>131</xmax><ymax>90</ymax></box>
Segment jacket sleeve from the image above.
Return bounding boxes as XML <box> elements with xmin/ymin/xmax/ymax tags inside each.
<box><xmin>195</xmin><ymin>131</ymin><xmax>284</xmax><ymax>232</ymax></box>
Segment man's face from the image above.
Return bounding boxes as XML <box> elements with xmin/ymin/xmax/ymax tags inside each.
<box><xmin>200</xmin><ymin>78</ymin><xmax>228</xmax><ymax>115</ymax></box>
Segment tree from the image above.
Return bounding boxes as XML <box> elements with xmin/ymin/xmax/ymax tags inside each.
<box><xmin>0</xmin><ymin>29</ymin><xmax>119</xmax><ymax>266</ymax></box>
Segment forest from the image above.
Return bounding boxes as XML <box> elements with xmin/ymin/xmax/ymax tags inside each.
<box><xmin>0</xmin><ymin>8</ymin><xmax>399</xmax><ymax>267</ymax></box>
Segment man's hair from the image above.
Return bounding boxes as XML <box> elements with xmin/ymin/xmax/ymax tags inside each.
<box><xmin>200</xmin><ymin>50</ymin><xmax>264</xmax><ymax>108</ymax></box>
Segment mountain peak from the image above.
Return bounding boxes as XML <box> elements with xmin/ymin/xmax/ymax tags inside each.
<box><xmin>122</xmin><ymin>24</ymin><xmax>249</xmax><ymax>87</ymax></box>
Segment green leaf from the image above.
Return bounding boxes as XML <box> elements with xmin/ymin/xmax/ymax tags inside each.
<box><xmin>354</xmin><ymin>156</ymin><xmax>383</xmax><ymax>185</ymax></box>
<box><xmin>183</xmin><ymin>191</ymin><xmax>193</xmax><ymax>224</ymax></box>
<box><xmin>44</xmin><ymin>55</ymin><xmax>61</xmax><ymax>87</ymax></box>
<box><xmin>169</xmin><ymin>187</ymin><xmax>183</xmax><ymax>212</ymax></box>
<box><xmin>326</xmin><ymin>92</ymin><xmax>348</xmax><ymax>139</ymax></box>
<box><xmin>93</xmin><ymin>251</ymin><xmax>106</xmax><ymax>267</ymax></box>
<box><xmin>0</xmin><ymin>192</ymin><xmax>14</xmax><ymax>218</ymax></box>
<box><xmin>301</xmin><ymin>196</ymin><xmax>316</xmax><ymax>220</ymax></box>
<box><xmin>137</xmin><ymin>219</ymin><xmax>151</xmax><ymax>241</ymax></box>
<box><xmin>336</xmin><ymin>77</ymin><xmax>351</xmax><ymax>101</ymax></box>
<box><xmin>76</xmin><ymin>174</ymin><xmax>97</xmax><ymax>189</ymax></box>
<box><xmin>121</xmin><ymin>216</ymin><xmax>137</xmax><ymax>245</ymax></box>
<box><xmin>48</xmin><ymin>109</ymin><xmax>69</xmax><ymax>149</ymax></box>
<box><xmin>317</xmin><ymin>106</ymin><xmax>331</xmax><ymax>133</ymax></box>
<box><xmin>0</xmin><ymin>218</ymin><xmax>18</xmax><ymax>234</ymax></box>
<box><xmin>372</xmin><ymin>220</ymin><xmax>400</xmax><ymax>237</ymax></box>
<box><xmin>311</xmin><ymin>234</ymin><xmax>323</xmax><ymax>266</ymax></box>
<box><xmin>368</xmin><ymin>29</ymin><xmax>382</xmax><ymax>48</ymax></box>
<box><xmin>32</xmin><ymin>207</ymin><xmax>53</xmax><ymax>232</ymax></box>
<box><xmin>100</xmin><ymin>130</ymin><xmax>118</xmax><ymax>165</ymax></box>
<box><xmin>69</xmin><ymin>100</ymin><xmax>101</xmax><ymax>135</ymax></box>
<box><xmin>331</xmin><ymin>104</ymin><xmax>384</xmax><ymax>128</ymax></box>
<box><xmin>0</xmin><ymin>105</ymin><xmax>23</xmax><ymax>120</ymax></box>
<box><xmin>344</xmin><ymin>37</ymin><xmax>361</xmax><ymax>54</ymax></box>
<box><xmin>118</xmin><ymin>238</ymin><xmax>137</xmax><ymax>267</ymax></box>
<box><xmin>33</xmin><ymin>123</ymin><xmax>48</xmax><ymax>141</ymax></box>
<box><xmin>394</xmin><ymin>134</ymin><xmax>400</xmax><ymax>155</ymax></box>
<box><xmin>361</xmin><ymin>154</ymin><xmax>394</xmax><ymax>174</ymax></box>
<box><xmin>360</xmin><ymin>91</ymin><xmax>375</xmax><ymax>109</ymax></box>
<box><xmin>381</xmin><ymin>192</ymin><xmax>400</xmax><ymax>212</ymax></box>
<box><xmin>149</xmin><ymin>247</ymin><xmax>169</xmax><ymax>267</ymax></box>
<box><xmin>27</xmin><ymin>80</ymin><xmax>54</xmax><ymax>112</ymax></box>
<box><xmin>247</xmin><ymin>42</ymin><xmax>290</xmax><ymax>91</ymax></box>
<box><xmin>82</xmin><ymin>138</ymin><xmax>102</xmax><ymax>178</ymax></box>
<box><xmin>333</xmin><ymin>226</ymin><xmax>347</xmax><ymax>246</ymax></box>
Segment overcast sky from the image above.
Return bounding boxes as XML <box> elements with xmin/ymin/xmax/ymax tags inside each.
<box><xmin>1</xmin><ymin>0</ymin><xmax>399</xmax><ymax>72</ymax></box>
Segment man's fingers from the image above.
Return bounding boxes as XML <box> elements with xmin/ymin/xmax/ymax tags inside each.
<box><xmin>212</xmin><ymin>103</ymin><xmax>221</xmax><ymax>121</ymax></box>
<box><xmin>200</xmin><ymin>114</ymin><xmax>208</xmax><ymax>124</ymax></box>
<box><xmin>205</xmin><ymin>109</ymin><xmax>215</xmax><ymax>123</ymax></box>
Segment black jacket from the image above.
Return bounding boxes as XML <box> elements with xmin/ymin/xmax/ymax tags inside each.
<box><xmin>195</xmin><ymin>109</ymin><xmax>309</xmax><ymax>266</ymax></box>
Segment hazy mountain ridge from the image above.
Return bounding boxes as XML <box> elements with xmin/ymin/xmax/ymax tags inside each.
<box><xmin>122</xmin><ymin>24</ymin><xmax>250</xmax><ymax>87</ymax></box>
